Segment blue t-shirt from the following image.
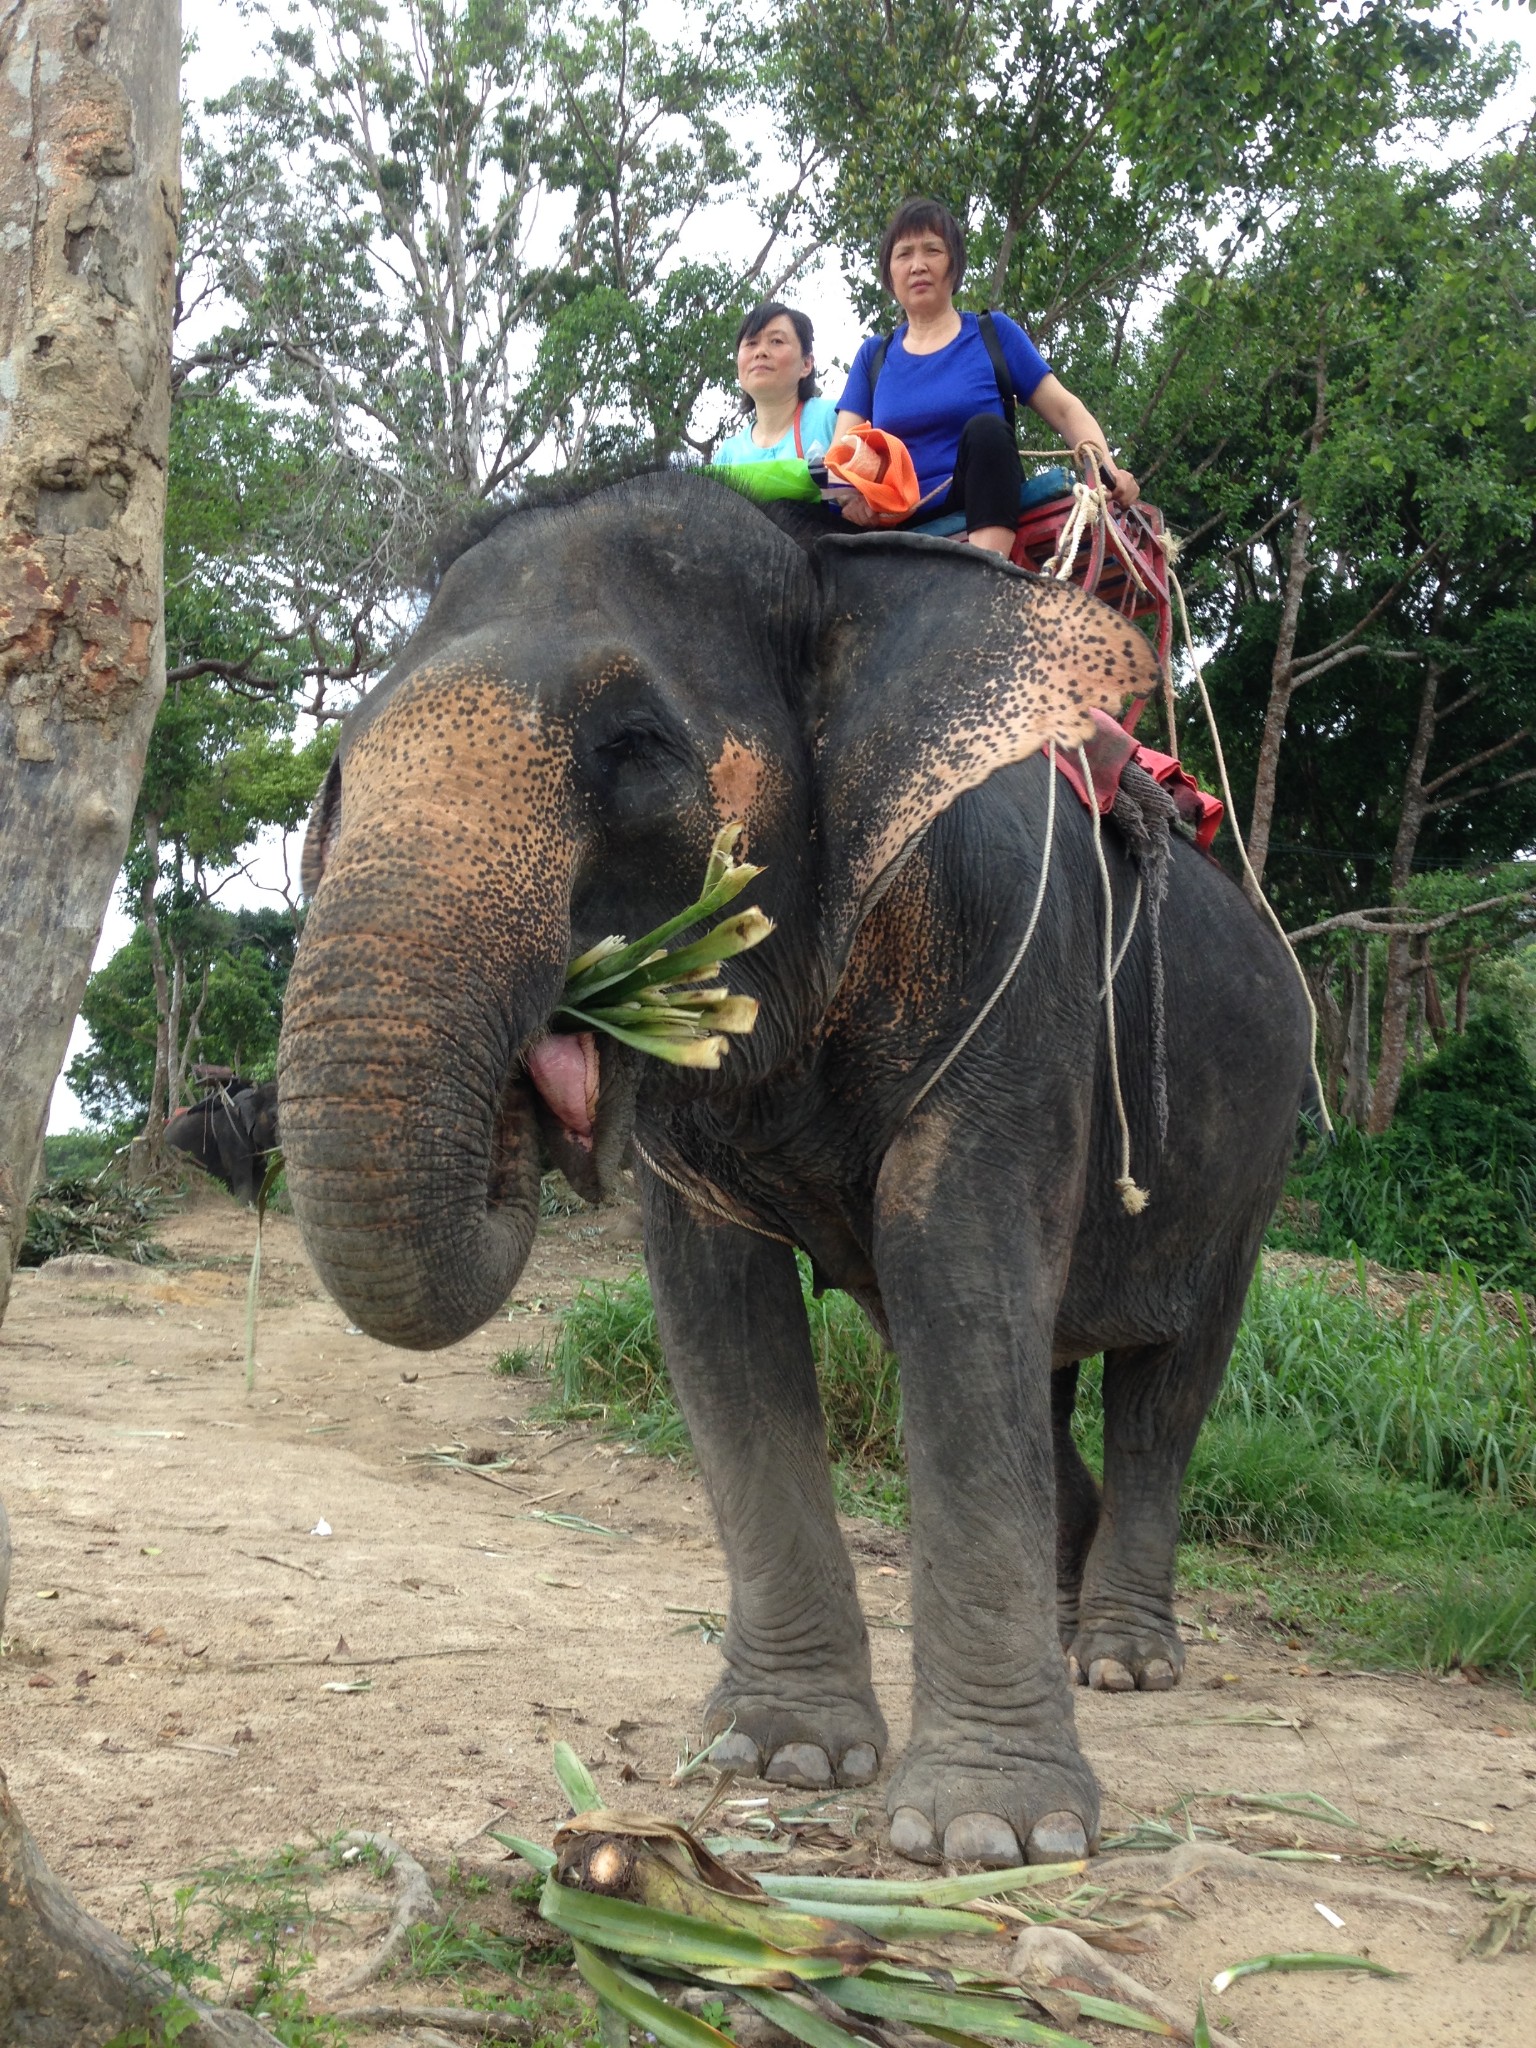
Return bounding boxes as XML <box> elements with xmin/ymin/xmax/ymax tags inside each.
<box><xmin>714</xmin><ymin>396</ymin><xmax>839</xmax><ymax>468</ymax></box>
<box><xmin>837</xmin><ymin>312</ymin><xmax>1051</xmax><ymax>504</ymax></box>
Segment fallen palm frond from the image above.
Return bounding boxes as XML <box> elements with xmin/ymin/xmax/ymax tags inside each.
<box><xmin>502</xmin><ymin>1755</ymin><xmax>1198</xmax><ymax>2048</ymax></box>
<box><xmin>554</xmin><ymin>824</ymin><xmax>773</xmax><ymax>1068</ymax></box>
<box><xmin>1208</xmin><ymin>1950</ymin><xmax>1401</xmax><ymax>1993</ymax></box>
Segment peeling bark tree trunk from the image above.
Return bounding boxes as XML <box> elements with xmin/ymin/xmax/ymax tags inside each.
<box><xmin>1341</xmin><ymin>944</ymin><xmax>1373</xmax><ymax>1128</ymax></box>
<box><xmin>1</xmin><ymin>1765</ymin><xmax>282</xmax><ymax>2045</ymax></box>
<box><xmin>0</xmin><ymin>0</ymin><xmax>177</xmax><ymax>1316</ymax></box>
<box><xmin>0</xmin><ymin>9</ymin><xmax>282</xmax><ymax>2041</ymax></box>
<box><xmin>1369</xmin><ymin>658</ymin><xmax>1442</xmax><ymax>1134</ymax></box>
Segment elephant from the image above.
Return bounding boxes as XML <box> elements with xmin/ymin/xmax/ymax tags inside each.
<box><xmin>165</xmin><ymin>1078</ymin><xmax>280</xmax><ymax>1205</ymax></box>
<box><xmin>277</xmin><ymin>472</ymin><xmax>1310</xmax><ymax>1868</ymax></box>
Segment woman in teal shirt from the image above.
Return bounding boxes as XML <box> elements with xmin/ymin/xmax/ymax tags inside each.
<box><xmin>715</xmin><ymin>303</ymin><xmax>839</xmax><ymax>468</ymax></box>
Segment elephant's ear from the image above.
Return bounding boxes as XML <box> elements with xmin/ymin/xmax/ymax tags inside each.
<box><xmin>808</xmin><ymin>535</ymin><xmax>1159</xmax><ymax>964</ymax></box>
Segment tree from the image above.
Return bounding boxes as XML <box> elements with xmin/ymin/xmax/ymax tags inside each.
<box><xmin>0</xmin><ymin>8</ymin><xmax>289</xmax><ymax>2038</ymax></box>
<box><xmin>1</xmin><ymin>0</ymin><xmax>180</xmax><ymax>1309</ymax></box>
<box><xmin>183</xmin><ymin>0</ymin><xmax>818</xmax><ymax>531</ymax></box>
<box><xmin>1132</xmin><ymin>134</ymin><xmax>1536</xmax><ymax>1127</ymax></box>
<box><xmin>70</xmin><ymin>906</ymin><xmax>303</xmax><ymax>1129</ymax></box>
<box><xmin>763</xmin><ymin>0</ymin><xmax>1473</xmax><ymax>401</ymax></box>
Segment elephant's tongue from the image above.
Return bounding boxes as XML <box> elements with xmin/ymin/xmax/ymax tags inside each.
<box><xmin>525</xmin><ymin>1031</ymin><xmax>599</xmax><ymax>1149</ymax></box>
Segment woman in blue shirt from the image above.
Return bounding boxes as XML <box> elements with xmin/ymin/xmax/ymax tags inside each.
<box><xmin>835</xmin><ymin>198</ymin><xmax>1139</xmax><ymax>556</ymax></box>
<box><xmin>715</xmin><ymin>303</ymin><xmax>840</xmax><ymax>469</ymax></box>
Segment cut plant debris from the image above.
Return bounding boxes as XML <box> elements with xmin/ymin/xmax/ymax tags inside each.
<box><xmin>501</xmin><ymin>1750</ymin><xmax>1196</xmax><ymax>2048</ymax></box>
<box><xmin>553</xmin><ymin>823</ymin><xmax>773</xmax><ymax>1068</ymax></box>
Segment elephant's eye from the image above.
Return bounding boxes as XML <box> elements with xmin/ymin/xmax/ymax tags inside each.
<box><xmin>583</xmin><ymin>715</ymin><xmax>697</xmax><ymax>817</ymax></box>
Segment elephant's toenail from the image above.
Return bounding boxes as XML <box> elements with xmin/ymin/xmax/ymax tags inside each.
<box><xmin>838</xmin><ymin>1743</ymin><xmax>879</xmax><ymax>1786</ymax></box>
<box><xmin>889</xmin><ymin>1806</ymin><xmax>942</xmax><ymax>1863</ymax></box>
<box><xmin>942</xmin><ymin>1813</ymin><xmax>1021</xmax><ymax>1868</ymax></box>
<box><xmin>1026</xmin><ymin>1811</ymin><xmax>1088</xmax><ymax>1864</ymax></box>
<box><xmin>765</xmin><ymin>1743</ymin><xmax>833</xmax><ymax>1789</ymax></box>
<box><xmin>709</xmin><ymin>1733</ymin><xmax>763</xmax><ymax>1776</ymax></box>
<box><xmin>1066</xmin><ymin>1653</ymin><xmax>1084</xmax><ymax>1685</ymax></box>
<box><xmin>1088</xmin><ymin>1656</ymin><xmax>1135</xmax><ymax>1691</ymax></box>
<box><xmin>1139</xmin><ymin>1658</ymin><xmax>1177</xmax><ymax>1690</ymax></box>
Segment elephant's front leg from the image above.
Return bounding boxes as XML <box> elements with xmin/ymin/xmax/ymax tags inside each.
<box><xmin>641</xmin><ymin>1166</ymin><xmax>886</xmax><ymax>1789</ymax></box>
<box><xmin>873</xmin><ymin>1137</ymin><xmax>1098</xmax><ymax>1867</ymax></box>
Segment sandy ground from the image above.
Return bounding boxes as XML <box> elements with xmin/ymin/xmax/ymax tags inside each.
<box><xmin>1</xmin><ymin>1186</ymin><xmax>1533</xmax><ymax>2045</ymax></box>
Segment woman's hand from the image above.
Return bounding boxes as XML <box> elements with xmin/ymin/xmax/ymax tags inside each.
<box><xmin>835</xmin><ymin>491</ymin><xmax>909</xmax><ymax>528</ymax></box>
<box><xmin>1028</xmin><ymin>375</ymin><xmax>1140</xmax><ymax>509</ymax></box>
<box><xmin>1104</xmin><ymin>463</ymin><xmax>1140</xmax><ymax>510</ymax></box>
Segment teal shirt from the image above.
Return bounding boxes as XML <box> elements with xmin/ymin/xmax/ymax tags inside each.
<box><xmin>714</xmin><ymin>397</ymin><xmax>839</xmax><ymax>467</ymax></box>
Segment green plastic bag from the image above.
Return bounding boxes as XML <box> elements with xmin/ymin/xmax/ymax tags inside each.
<box><xmin>712</xmin><ymin>459</ymin><xmax>823</xmax><ymax>506</ymax></box>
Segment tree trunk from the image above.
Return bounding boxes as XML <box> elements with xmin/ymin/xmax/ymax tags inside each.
<box><xmin>0</xmin><ymin>10</ymin><xmax>282</xmax><ymax>2041</ymax></box>
<box><xmin>1423</xmin><ymin>944</ymin><xmax>1449</xmax><ymax>1050</ymax></box>
<box><xmin>1368</xmin><ymin>658</ymin><xmax>1442</xmax><ymax>1133</ymax></box>
<box><xmin>1341</xmin><ymin>943</ymin><xmax>1373</xmax><ymax>1127</ymax></box>
<box><xmin>1245</xmin><ymin>344</ymin><xmax>1327</xmax><ymax>900</ymax></box>
<box><xmin>0</xmin><ymin>0</ymin><xmax>178</xmax><ymax>1313</ymax></box>
<box><xmin>1305</xmin><ymin>955</ymin><xmax>1346</xmax><ymax>1115</ymax></box>
<box><xmin>138</xmin><ymin>810</ymin><xmax>173</xmax><ymax>1152</ymax></box>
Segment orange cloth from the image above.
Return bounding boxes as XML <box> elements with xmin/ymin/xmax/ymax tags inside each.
<box><xmin>825</xmin><ymin>425</ymin><xmax>922</xmax><ymax>518</ymax></box>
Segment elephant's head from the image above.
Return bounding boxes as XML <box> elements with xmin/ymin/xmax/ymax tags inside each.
<box><xmin>277</xmin><ymin>474</ymin><xmax>1153</xmax><ymax>1348</ymax></box>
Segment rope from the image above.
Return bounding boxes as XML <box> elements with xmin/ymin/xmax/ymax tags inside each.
<box><xmin>1104</xmin><ymin>874</ymin><xmax>1143</xmax><ymax>993</ymax></box>
<box><xmin>1080</xmin><ymin>742</ymin><xmax>1149</xmax><ymax>1216</ymax></box>
<box><xmin>630</xmin><ymin>1136</ymin><xmax>795</xmax><ymax>1248</ymax></box>
<box><xmin>1167</xmin><ymin>568</ymin><xmax>1333</xmax><ymax>1137</ymax></box>
<box><xmin>905</xmin><ymin>740</ymin><xmax>1059</xmax><ymax>1118</ymax></box>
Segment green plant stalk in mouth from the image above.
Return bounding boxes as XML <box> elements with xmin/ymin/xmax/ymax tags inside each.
<box><xmin>553</xmin><ymin>822</ymin><xmax>774</xmax><ymax>1068</ymax></box>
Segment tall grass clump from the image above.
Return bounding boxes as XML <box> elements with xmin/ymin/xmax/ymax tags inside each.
<box><xmin>548</xmin><ymin>1258</ymin><xmax>901</xmax><ymax>1480</ymax></box>
<box><xmin>1274</xmin><ymin>1009</ymin><xmax>1536</xmax><ymax>1283</ymax></box>
<box><xmin>1351</xmin><ymin>1558</ymin><xmax>1536</xmax><ymax>1688</ymax></box>
<box><xmin>1226</xmin><ymin>1260</ymin><xmax>1536</xmax><ymax>1503</ymax></box>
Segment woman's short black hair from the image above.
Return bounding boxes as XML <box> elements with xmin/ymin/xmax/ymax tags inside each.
<box><xmin>878</xmin><ymin>198</ymin><xmax>966</xmax><ymax>296</ymax></box>
<box><xmin>735</xmin><ymin>302</ymin><xmax>818</xmax><ymax>407</ymax></box>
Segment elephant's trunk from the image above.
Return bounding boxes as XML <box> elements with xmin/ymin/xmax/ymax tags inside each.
<box><xmin>277</xmin><ymin>674</ymin><xmax>576</xmax><ymax>1350</ymax></box>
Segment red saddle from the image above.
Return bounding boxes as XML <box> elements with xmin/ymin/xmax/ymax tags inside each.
<box><xmin>1011</xmin><ymin>482</ymin><xmax>1174</xmax><ymax>672</ymax></box>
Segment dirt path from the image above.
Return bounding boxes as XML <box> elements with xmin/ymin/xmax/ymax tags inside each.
<box><xmin>2</xmin><ymin>1190</ymin><xmax>1532</xmax><ymax>2044</ymax></box>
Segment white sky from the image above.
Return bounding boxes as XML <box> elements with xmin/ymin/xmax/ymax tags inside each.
<box><xmin>47</xmin><ymin>0</ymin><xmax>1536</xmax><ymax>1131</ymax></box>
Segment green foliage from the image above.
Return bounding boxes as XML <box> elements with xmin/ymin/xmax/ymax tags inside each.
<box><xmin>1353</xmin><ymin>1557</ymin><xmax>1536</xmax><ymax>1687</ymax></box>
<box><xmin>1276</xmin><ymin>1011</ymin><xmax>1536</xmax><ymax>1281</ymax></box>
<box><xmin>42</xmin><ymin>1132</ymin><xmax>116</xmax><ymax>1178</ymax></box>
<box><xmin>113</xmin><ymin>1848</ymin><xmax>348</xmax><ymax>2047</ymax></box>
<box><xmin>187</xmin><ymin>0</ymin><xmax>801</xmax><ymax>512</ymax></box>
<box><xmin>70</xmin><ymin>908</ymin><xmax>299</xmax><ymax>1129</ymax></box>
<box><xmin>544</xmin><ymin>1251</ymin><xmax>1536</xmax><ymax>1679</ymax></box>
<box><xmin>546</xmin><ymin>1257</ymin><xmax>902</xmax><ymax>1479</ymax></box>
<box><xmin>20</xmin><ymin>1176</ymin><xmax>168</xmax><ymax>1268</ymax></box>
<box><xmin>1224</xmin><ymin>1261</ymin><xmax>1536</xmax><ymax>1501</ymax></box>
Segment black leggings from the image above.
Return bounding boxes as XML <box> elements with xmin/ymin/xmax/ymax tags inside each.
<box><xmin>907</xmin><ymin>411</ymin><xmax>1021</xmax><ymax>533</ymax></box>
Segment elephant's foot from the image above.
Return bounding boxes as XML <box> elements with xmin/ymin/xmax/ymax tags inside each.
<box><xmin>704</xmin><ymin>1672</ymin><xmax>887</xmax><ymax>1790</ymax></box>
<box><xmin>884</xmin><ymin>1728</ymin><xmax>1099</xmax><ymax>1868</ymax></box>
<box><xmin>1066</xmin><ymin>1607</ymin><xmax>1184</xmax><ymax>1692</ymax></box>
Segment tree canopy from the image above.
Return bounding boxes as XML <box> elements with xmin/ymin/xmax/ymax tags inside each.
<box><xmin>64</xmin><ymin>0</ymin><xmax>1536</xmax><ymax>1144</ymax></box>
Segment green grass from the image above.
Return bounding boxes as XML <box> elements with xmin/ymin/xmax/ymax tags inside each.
<box><xmin>535</xmin><ymin>1253</ymin><xmax>1536</xmax><ymax>1688</ymax></box>
<box><xmin>110</xmin><ymin>1841</ymin><xmax>597</xmax><ymax>2048</ymax></box>
<box><xmin>545</xmin><ymin>1259</ymin><xmax>902</xmax><ymax>1485</ymax></box>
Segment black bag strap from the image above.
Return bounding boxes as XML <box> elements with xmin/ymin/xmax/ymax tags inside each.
<box><xmin>977</xmin><ymin>310</ymin><xmax>1019</xmax><ymax>434</ymax></box>
<box><xmin>866</xmin><ymin>313</ymin><xmax>1018</xmax><ymax>434</ymax></box>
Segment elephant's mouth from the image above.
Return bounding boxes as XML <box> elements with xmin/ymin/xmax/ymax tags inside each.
<box><xmin>525</xmin><ymin>1031</ymin><xmax>600</xmax><ymax>1149</ymax></box>
<box><xmin>520</xmin><ymin>1029</ymin><xmax>637</xmax><ymax>1206</ymax></box>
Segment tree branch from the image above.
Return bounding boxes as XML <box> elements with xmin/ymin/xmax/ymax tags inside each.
<box><xmin>1289</xmin><ymin>889</ymin><xmax>1536</xmax><ymax>945</ymax></box>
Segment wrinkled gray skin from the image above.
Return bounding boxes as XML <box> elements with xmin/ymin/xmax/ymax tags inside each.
<box><xmin>278</xmin><ymin>475</ymin><xmax>1310</xmax><ymax>1868</ymax></box>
